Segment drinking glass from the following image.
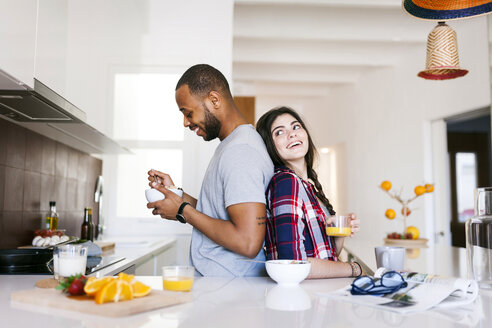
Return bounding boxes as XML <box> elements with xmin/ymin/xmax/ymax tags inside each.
<box><xmin>325</xmin><ymin>215</ymin><xmax>352</xmax><ymax>237</ymax></box>
<box><xmin>162</xmin><ymin>266</ymin><xmax>195</xmax><ymax>292</ymax></box>
<box><xmin>466</xmin><ymin>187</ymin><xmax>492</xmax><ymax>288</ymax></box>
<box><xmin>54</xmin><ymin>244</ymin><xmax>88</xmax><ymax>280</ymax></box>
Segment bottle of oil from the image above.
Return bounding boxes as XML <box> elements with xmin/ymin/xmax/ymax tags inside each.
<box><xmin>81</xmin><ymin>208</ymin><xmax>94</xmax><ymax>242</ymax></box>
<box><xmin>45</xmin><ymin>201</ymin><xmax>59</xmax><ymax>230</ymax></box>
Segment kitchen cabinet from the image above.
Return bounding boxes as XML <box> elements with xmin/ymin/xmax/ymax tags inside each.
<box><xmin>0</xmin><ymin>0</ymin><xmax>71</xmax><ymax>95</ymax></box>
<box><xmin>34</xmin><ymin>0</ymin><xmax>69</xmax><ymax>98</ymax></box>
<box><xmin>0</xmin><ymin>0</ymin><xmax>37</xmax><ymax>88</ymax></box>
<box><xmin>0</xmin><ymin>0</ymin><xmax>130</xmax><ymax>154</ymax></box>
<box><xmin>135</xmin><ymin>243</ymin><xmax>177</xmax><ymax>276</ymax></box>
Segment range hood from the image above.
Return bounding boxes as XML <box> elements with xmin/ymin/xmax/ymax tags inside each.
<box><xmin>0</xmin><ymin>69</ymin><xmax>130</xmax><ymax>154</ymax></box>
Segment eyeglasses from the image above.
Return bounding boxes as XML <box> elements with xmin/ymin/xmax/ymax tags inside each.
<box><xmin>350</xmin><ymin>271</ymin><xmax>407</xmax><ymax>296</ymax></box>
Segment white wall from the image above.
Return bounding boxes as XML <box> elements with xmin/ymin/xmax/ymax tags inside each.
<box><xmin>62</xmin><ymin>1</ymin><xmax>234</xmax><ymax>244</ymax></box>
<box><xmin>254</xmin><ymin>16</ymin><xmax>491</xmax><ymax>247</ymax></box>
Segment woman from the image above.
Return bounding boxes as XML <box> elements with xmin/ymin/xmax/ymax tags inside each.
<box><xmin>256</xmin><ymin>106</ymin><xmax>362</xmax><ymax>278</ymax></box>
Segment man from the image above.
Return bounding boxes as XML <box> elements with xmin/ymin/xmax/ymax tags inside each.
<box><xmin>147</xmin><ymin>64</ymin><xmax>274</xmax><ymax>276</ymax></box>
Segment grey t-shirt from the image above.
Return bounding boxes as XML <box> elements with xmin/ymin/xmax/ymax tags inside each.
<box><xmin>190</xmin><ymin>124</ymin><xmax>274</xmax><ymax>276</ymax></box>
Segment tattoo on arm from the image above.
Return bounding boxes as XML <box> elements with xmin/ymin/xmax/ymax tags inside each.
<box><xmin>256</xmin><ymin>216</ymin><xmax>266</xmax><ymax>226</ymax></box>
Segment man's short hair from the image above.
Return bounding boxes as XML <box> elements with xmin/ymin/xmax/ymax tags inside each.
<box><xmin>176</xmin><ymin>64</ymin><xmax>232</xmax><ymax>99</ymax></box>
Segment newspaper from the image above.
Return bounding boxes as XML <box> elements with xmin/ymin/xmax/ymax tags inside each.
<box><xmin>318</xmin><ymin>268</ymin><xmax>479</xmax><ymax>314</ymax></box>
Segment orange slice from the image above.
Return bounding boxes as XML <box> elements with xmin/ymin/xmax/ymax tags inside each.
<box><xmin>117</xmin><ymin>272</ymin><xmax>135</xmax><ymax>283</ymax></box>
<box><xmin>84</xmin><ymin>276</ymin><xmax>114</xmax><ymax>296</ymax></box>
<box><xmin>131</xmin><ymin>281</ymin><xmax>152</xmax><ymax>297</ymax></box>
<box><xmin>95</xmin><ymin>280</ymin><xmax>133</xmax><ymax>304</ymax></box>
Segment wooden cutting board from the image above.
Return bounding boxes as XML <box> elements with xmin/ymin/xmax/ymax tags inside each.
<box><xmin>94</xmin><ymin>241</ymin><xmax>115</xmax><ymax>252</ymax></box>
<box><xmin>11</xmin><ymin>287</ymin><xmax>192</xmax><ymax>317</ymax></box>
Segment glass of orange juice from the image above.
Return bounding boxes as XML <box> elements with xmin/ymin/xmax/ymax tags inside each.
<box><xmin>325</xmin><ymin>215</ymin><xmax>352</xmax><ymax>237</ymax></box>
<box><xmin>162</xmin><ymin>266</ymin><xmax>195</xmax><ymax>292</ymax></box>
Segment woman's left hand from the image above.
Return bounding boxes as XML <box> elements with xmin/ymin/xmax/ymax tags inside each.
<box><xmin>348</xmin><ymin>213</ymin><xmax>360</xmax><ymax>236</ymax></box>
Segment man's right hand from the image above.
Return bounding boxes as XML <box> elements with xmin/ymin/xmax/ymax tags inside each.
<box><xmin>147</xmin><ymin>169</ymin><xmax>175</xmax><ymax>188</ymax></box>
<box><xmin>147</xmin><ymin>169</ymin><xmax>197</xmax><ymax>208</ymax></box>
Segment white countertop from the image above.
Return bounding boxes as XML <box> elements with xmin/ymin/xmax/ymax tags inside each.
<box><xmin>344</xmin><ymin>239</ymin><xmax>468</xmax><ymax>278</ymax></box>
<box><xmin>1</xmin><ymin>274</ymin><xmax>491</xmax><ymax>327</ymax></box>
<box><xmin>89</xmin><ymin>237</ymin><xmax>177</xmax><ymax>277</ymax></box>
<box><xmin>1</xmin><ymin>238</ymin><xmax>490</xmax><ymax>327</ymax></box>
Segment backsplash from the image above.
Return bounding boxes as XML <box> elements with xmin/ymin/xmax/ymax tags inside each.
<box><xmin>0</xmin><ymin>117</ymin><xmax>102</xmax><ymax>248</ymax></box>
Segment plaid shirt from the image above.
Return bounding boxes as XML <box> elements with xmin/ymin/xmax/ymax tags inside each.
<box><xmin>265</xmin><ymin>166</ymin><xmax>338</xmax><ymax>261</ymax></box>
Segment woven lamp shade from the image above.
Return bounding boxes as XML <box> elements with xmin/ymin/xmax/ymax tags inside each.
<box><xmin>403</xmin><ymin>0</ymin><xmax>492</xmax><ymax>21</ymax></box>
<box><xmin>418</xmin><ymin>22</ymin><xmax>468</xmax><ymax>80</ymax></box>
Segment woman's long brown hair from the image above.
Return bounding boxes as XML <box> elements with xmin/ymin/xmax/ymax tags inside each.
<box><xmin>256</xmin><ymin>106</ymin><xmax>335</xmax><ymax>215</ymax></box>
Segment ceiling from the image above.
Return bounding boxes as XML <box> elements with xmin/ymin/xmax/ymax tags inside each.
<box><xmin>232</xmin><ymin>0</ymin><xmax>492</xmax><ymax>98</ymax></box>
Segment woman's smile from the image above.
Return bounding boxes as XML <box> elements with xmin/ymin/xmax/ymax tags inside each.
<box><xmin>287</xmin><ymin>140</ymin><xmax>303</xmax><ymax>149</ymax></box>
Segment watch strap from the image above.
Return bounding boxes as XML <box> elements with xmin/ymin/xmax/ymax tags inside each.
<box><xmin>176</xmin><ymin>202</ymin><xmax>190</xmax><ymax>223</ymax></box>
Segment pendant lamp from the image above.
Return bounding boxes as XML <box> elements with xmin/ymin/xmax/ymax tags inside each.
<box><xmin>403</xmin><ymin>1</ymin><xmax>492</xmax><ymax>80</ymax></box>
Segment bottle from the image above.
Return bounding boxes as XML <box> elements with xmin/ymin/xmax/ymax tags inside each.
<box><xmin>45</xmin><ymin>201</ymin><xmax>59</xmax><ymax>230</ymax></box>
<box><xmin>81</xmin><ymin>207</ymin><xmax>94</xmax><ymax>242</ymax></box>
<box><xmin>465</xmin><ymin>187</ymin><xmax>492</xmax><ymax>288</ymax></box>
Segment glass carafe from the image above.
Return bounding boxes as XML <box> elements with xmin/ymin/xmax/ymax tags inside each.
<box><xmin>466</xmin><ymin>187</ymin><xmax>492</xmax><ymax>288</ymax></box>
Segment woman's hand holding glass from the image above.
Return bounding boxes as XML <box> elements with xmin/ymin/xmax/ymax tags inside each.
<box><xmin>325</xmin><ymin>213</ymin><xmax>360</xmax><ymax>237</ymax></box>
<box><xmin>348</xmin><ymin>213</ymin><xmax>360</xmax><ymax>237</ymax></box>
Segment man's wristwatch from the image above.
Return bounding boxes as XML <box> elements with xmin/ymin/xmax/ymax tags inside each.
<box><xmin>176</xmin><ymin>202</ymin><xmax>191</xmax><ymax>224</ymax></box>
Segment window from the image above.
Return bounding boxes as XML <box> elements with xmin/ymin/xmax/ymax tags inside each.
<box><xmin>455</xmin><ymin>152</ymin><xmax>477</xmax><ymax>222</ymax></box>
<box><xmin>112</xmin><ymin>72</ymin><xmax>184</xmax><ymax>218</ymax></box>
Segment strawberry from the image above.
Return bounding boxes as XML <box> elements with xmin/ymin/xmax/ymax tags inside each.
<box><xmin>56</xmin><ymin>274</ymin><xmax>88</xmax><ymax>296</ymax></box>
<box><xmin>68</xmin><ymin>279</ymin><xmax>85</xmax><ymax>295</ymax></box>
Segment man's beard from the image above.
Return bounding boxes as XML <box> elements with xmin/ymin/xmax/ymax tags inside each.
<box><xmin>202</xmin><ymin>104</ymin><xmax>222</xmax><ymax>141</ymax></box>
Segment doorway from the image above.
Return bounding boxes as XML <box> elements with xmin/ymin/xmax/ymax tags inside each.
<box><xmin>234</xmin><ymin>96</ymin><xmax>256</xmax><ymax>126</ymax></box>
<box><xmin>446</xmin><ymin>109</ymin><xmax>492</xmax><ymax>248</ymax></box>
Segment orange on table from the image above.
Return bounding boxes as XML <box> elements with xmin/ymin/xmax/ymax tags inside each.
<box><xmin>131</xmin><ymin>281</ymin><xmax>152</xmax><ymax>297</ymax></box>
<box><xmin>385</xmin><ymin>208</ymin><xmax>396</xmax><ymax>220</ymax></box>
<box><xmin>380</xmin><ymin>180</ymin><xmax>392</xmax><ymax>191</ymax></box>
<box><xmin>414</xmin><ymin>185</ymin><xmax>426</xmax><ymax>196</ymax></box>
<box><xmin>83</xmin><ymin>276</ymin><xmax>115</xmax><ymax>296</ymax></box>
<box><xmin>406</xmin><ymin>226</ymin><xmax>419</xmax><ymax>240</ymax></box>
<box><xmin>95</xmin><ymin>279</ymin><xmax>133</xmax><ymax>304</ymax></box>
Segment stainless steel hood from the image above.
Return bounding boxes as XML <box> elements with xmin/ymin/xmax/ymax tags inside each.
<box><xmin>0</xmin><ymin>69</ymin><xmax>86</xmax><ymax>123</ymax></box>
<box><xmin>0</xmin><ymin>69</ymin><xmax>130</xmax><ymax>154</ymax></box>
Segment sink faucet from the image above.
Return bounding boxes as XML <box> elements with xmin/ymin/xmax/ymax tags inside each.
<box><xmin>94</xmin><ymin>175</ymin><xmax>104</xmax><ymax>239</ymax></box>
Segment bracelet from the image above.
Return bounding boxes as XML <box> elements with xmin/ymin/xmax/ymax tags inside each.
<box><xmin>350</xmin><ymin>262</ymin><xmax>362</xmax><ymax>277</ymax></box>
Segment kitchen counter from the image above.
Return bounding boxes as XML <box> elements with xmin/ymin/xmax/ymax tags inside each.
<box><xmin>344</xmin><ymin>239</ymin><xmax>467</xmax><ymax>278</ymax></box>
<box><xmin>1</xmin><ymin>238</ymin><xmax>489</xmax><ymax>327</ymax></box>
<box><xmin>89</xmin><ymin>237</ymin><xmax>177</xmax><ymax>277</ymax></box>
<box><xmin>1</xmin><ymin>274</ymin><xmax>490</xmax><ymax>327</ymax></box>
